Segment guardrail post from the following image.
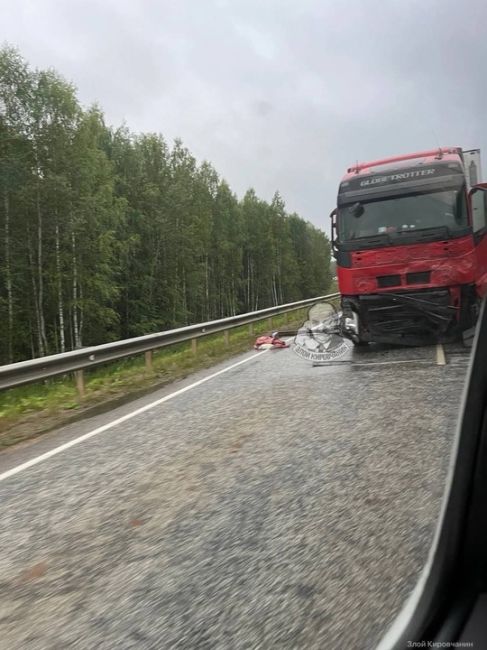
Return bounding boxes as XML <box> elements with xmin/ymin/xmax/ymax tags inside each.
<box><xmin>144</xmin><ymin>350</ymin><xmax>153</xmax><ymax>371</ymax></box>
<box><xmin>224</xmin><ymin>329</ymin><xmax>230</xmax><ymax>345</ymax></box>
<box><xmin>191</xmin><ymin>338</ymin><xmax>198</xmax><ymax>355</ymax></box>
<box><xmin>74</xmin><ymin>370</ymin><xmax>85</xmax><ymax>399</ymax></box>
<box><xmin>268</xmin><ymin>316</ymin><xmax>273</xmax><ymax>329</ymax></box>
<box><xmin>248</xmin><ymin>323</ymin><xmax>254</xmax><ymax>335</ymax></box>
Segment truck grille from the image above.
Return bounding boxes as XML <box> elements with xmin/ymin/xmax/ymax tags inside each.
<box><xmin>377</xmin><ymin>274</ymin><xmax>401</xmax><ymax>288</ymax></box>
<box><xmin>406</xmin><ymin>271</ymin><xmax>431</xmax><ymax>285</ymax></box>
<box><xmin>360</xmin><ymin>289</ymin><xmax>453</xmax><ymax>341</ymax></box>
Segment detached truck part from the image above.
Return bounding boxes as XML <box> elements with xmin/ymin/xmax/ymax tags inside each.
<box><xmin>330</xmin><ymin>147</ymin><xmax>487</xmax><ymax>346</ymax></box>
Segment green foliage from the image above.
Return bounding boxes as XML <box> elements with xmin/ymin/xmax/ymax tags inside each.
<box><xmin>0</xmin><ymin>46</ymin><xmax>332</xmax><ymax>365</ymax></box>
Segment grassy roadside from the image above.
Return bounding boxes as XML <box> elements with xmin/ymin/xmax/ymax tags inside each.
<box><xmin>0</xmin><ymin>310</ymin><xmax>308</xmax><ymax>450</ymax></box>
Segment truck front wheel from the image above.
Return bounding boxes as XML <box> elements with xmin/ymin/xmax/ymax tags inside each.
<box><xmin>353</xmin><ymin>339</ymin><xmax>369</xmax><ymax>347</ymax></box>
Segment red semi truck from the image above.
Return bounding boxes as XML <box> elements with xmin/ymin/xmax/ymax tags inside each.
<box><xmin>330</xmin><ymin>147</ymin><xmax>487</xmax><ymax>345</ymax></box>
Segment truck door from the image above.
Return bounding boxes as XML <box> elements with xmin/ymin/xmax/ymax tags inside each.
<box><xmin>470</xmin><ymin>186</ymin><xmax>487</xmax><ymax>297</ymax></box>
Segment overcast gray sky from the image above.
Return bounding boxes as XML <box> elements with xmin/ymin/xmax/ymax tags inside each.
<box><xmin>2</xmin><ymin>0</ymin><xmax>486</xmax><ymax>229</ymax></box>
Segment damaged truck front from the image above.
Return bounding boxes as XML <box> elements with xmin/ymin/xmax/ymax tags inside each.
<box><xmin>330</xmin><ymin>147</ymin><xmax>487</xmax><ymax>346</ymax></box>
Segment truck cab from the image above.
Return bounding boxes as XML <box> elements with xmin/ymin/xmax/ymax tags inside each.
<box><xmin>331</xmin><ymin>147</ymin><xmax>487</xmax><ymax>345</ymax></box>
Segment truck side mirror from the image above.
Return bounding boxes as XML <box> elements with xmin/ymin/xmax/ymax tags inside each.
<box><xmin>329</xmin><ymin>209</ymin><xmax>338</xmax><ymax>258</ymax></box>
<box><xmin>469</xmin><ymin>185</ymin><xmax>487</xmax><ymax>234</ymax></box>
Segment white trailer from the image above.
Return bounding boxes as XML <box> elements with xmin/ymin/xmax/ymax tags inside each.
<box><xmin>463</xmin><ymin>149</ymin><xmax>482</xmax><ymax>189</ymax></box>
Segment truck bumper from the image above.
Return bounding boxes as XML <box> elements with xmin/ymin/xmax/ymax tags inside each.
<box><xmin>341</xmin><ymin>286</ymin><xmax>477</xmax><ymax>346</ymax></box>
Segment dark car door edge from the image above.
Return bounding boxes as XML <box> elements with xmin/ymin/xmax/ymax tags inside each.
<box><xmin>378</xmin><ymin>298</ymin><xmax>487</xmax><ymax>649</ymax></box>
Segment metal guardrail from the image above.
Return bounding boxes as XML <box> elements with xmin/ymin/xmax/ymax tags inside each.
<box><xmin>0</xmin><ymin>293</ymin><xmax>339</xmax><ymax>393</ymax></box>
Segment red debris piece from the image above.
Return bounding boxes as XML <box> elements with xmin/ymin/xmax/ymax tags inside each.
<box><xmin>254</xmin><ymin>334</ymin><xmax>289</xmax><ymax>350</ymax></box>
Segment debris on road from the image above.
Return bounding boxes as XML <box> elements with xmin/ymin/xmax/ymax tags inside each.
<box><xmin>254</xmin><ymin>333</ymin><xmax>289</xmax><ymax>350</ymax></box>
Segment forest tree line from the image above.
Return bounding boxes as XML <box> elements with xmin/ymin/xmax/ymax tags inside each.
<box><xmin>0</xmin><ymin>46</ymin><xmax>331</xmax><ymax>365</ymax></box>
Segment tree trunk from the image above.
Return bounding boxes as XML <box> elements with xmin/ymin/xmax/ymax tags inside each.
<box><xmin>232</xmin><ymin>276</ymin><xmax>237</xmax><ymax>315</ymax></box>
<box><xmin>172</xmin><ymin>278</ymin><xmax>177</xmax><ymax>325</ymax></box>
<box><xmin>29</xmin><ymin>314</ymin><xmax>35</xmax><ymax>360</ymax></box>
<box><xmin>36</xmin><ymin>187</ymin><xmax>48</xmax><ymax>355</ymax></box>
<box><xmin>272</xmin><ymin>275</ymin><xmax>278</xmax><ymax>306</ymax></box>
<box><xmin>249</xmin><ymin>263</ymin><xmax>252</xmax><ymax>311</ymax></box>
<box><xmin>27</xmin><ymin>228</ymin><xmax>43</xmax><ymax>357</ymax></box>
<box><xmin>4</xmin><ymin>191</ymin><xmax>13</xmax><ymax>363</ymax></box>
<box><xmin>205</xmin><ymin>254</ymin><xmax>209</xmax><ymax>320</ymax></box>
<box><xmin>79</xmin><ymin>280</ymin><xmax>84</xmax><ymax>345</ymax></box>
<box><xmin>182</xmin><ymin>266</ymin><xmax>187</xmax><ymax>324</ymax></box>
<box><xmin>55</xmin><ymin>221</ymin><xmax>66</xmax><ymax>353</ymax></box>
<box><xmin>148</xmin><ymin>237</ymin><xmax>160</xmax><ymax>303</ymax></box>
<box><xmin>246</xmin><ymin>254</ymin><xmax>251</xmax><ymax>312</ymax></box>
<box><xmin>72</xmin><ymin>231</ymin><xmax>81</xmax><ymax>349</ymax></box>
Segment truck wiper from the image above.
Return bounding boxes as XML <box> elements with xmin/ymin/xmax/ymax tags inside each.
<box><xmin>391</xmin><ymin>225</ymin><xmax>451</xmax><ymax>239</ymax></box>
<box><xmin>348</xmin><ymin>233</ymin><xmax>392</xmax><ymax>245</ymax></box>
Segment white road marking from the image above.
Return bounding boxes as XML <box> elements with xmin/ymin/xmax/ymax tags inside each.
<box><xmin>436</xmin><ymin>343</ymin><xmax>446</xmax><ymax>366</ymax></box>
<box><xmin>353</xmin><ymin>359</ymin><xmax>433</xmax><ymax>366</ymax></box>
<box><xmin>0</xmin><ymin>350</ymin><xmax>270</xmax><ymax>483</ymax></box>
<box><xmin>312</xmin><ymin>358</ymin><xmax>433</xmax><ymax>367</ymax></box>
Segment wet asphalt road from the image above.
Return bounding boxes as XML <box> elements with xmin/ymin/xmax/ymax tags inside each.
<box><xmin>0</xmin><ymin>342</ymin><xmax>471</xmax><ymax>649</ymax></box>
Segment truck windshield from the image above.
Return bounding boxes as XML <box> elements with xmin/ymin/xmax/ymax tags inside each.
<box><xmin>338</xmin><ymin>187</ymin><xmax>467</xmax><ymax>241</ymax></box>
